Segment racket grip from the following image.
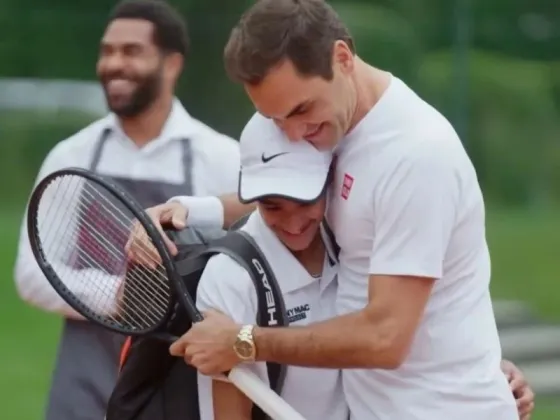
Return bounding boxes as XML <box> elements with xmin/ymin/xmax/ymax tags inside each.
<box><xmin>227</xmin><ymin>367</ymin><xmax>307</xmax><ymax>420</ymax></box>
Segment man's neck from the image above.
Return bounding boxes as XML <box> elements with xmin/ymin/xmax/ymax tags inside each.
<box><xmin>346</xmin><ymin>59</ymin><xmax>391</xmax><ymax>134</ymax></box>
<box><xmin>118</xmin><ymin>96</ymin><xmax>173</xmax><ymax>147</ymax></box>
<box><xmin>292</xmin><ymin>233</ymin><xmax>325</xmax><ymax>277</ymax></box>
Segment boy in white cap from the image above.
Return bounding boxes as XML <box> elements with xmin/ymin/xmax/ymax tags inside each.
<box><xmin>195</xmin><ymin>115</ymin><xmax>347</xmax><ymax>420</ymax></box>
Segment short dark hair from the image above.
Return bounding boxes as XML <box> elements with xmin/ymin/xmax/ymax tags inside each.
<box><xmin>224</xmin><ymin>0</ymin><xmax>354</xmax><ymax>85</ymax></box>
<box><xmin>108</xmin><ymin>0</ymin><xmax>189</xmax><ymax>58</ymax></box>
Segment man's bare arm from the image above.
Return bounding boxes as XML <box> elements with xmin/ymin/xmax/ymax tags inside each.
<box><xmin>218</xmin><ymin>193</ymin><xmax>256</xmax><ymax>229</ymax></box>
<box><xmin>253</xmin><ymin>274</ymin><xmax>435</xmax><ymax>369</ymax></box>
<box><xmin>212</xmin><ymin>379</ymin><xmax>252</xmax><ymax>420</ymax></box>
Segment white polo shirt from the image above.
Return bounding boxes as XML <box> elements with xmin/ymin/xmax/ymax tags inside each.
<box><xmin>196</xmin><ymin>211</ymin><xmax>348</xmax><ymax>420</ymax></box>
<box><xmin>328</xmin><ymin>76</ymin><xmax>517</xmax><ymax>419</ymax></box>
<box><xmin>14</xmin><ymin>99</ymin><xmax>240</xmax><ymax>318</ymax></box>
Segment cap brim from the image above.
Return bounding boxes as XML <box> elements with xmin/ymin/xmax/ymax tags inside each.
<box><xmin>238</xmin><ymin>167</ymin><xmax>329</xmax><ymax>204</ymax></box>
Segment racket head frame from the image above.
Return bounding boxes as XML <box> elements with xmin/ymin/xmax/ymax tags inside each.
<box><xmin>27</xmin><ymin>167</ymin><xmax>178</xmax><ymax>336</ymax></box>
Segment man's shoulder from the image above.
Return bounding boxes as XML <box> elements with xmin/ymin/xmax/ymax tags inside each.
<box><xmin>42</xmin><ymin>116</ymin><xmax>110</xmax><ymax>167</ymax></box>
<box><xmin>375</xmin><ymin>102</ymin><xmax>467</xmax><ymax>176</ymax></box>
<box><xmin>186</xmin><ymin>117</ymin><xmax>240</xmax><ymax>170</ymax></box>
<box><xmin>189</xmin><ymin>117</ymin><xmax>239</xmax><ymax>149</ymax></box>
<box><xmin>63</xmin><ymin>115</ymin><xmax>110</xmax><ymax>142</ymax></box>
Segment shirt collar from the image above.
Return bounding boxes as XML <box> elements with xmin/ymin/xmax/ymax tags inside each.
<box><xmin>102</xmin><ymin>98</ymin><xmax>197</xmax><ymax>148</ymax></box>
<box><xmin>244</xmin><ymin>210</ymin><xmax>337</xmax><ymax>293</ymax></box>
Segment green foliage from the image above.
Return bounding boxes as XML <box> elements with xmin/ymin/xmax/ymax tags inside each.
<box><xmin>0</xmin><ymin>0</ymin><xmax>558</xmax><ymax>208</ymax></box>
<box><xmin>417</xmin><ymin>50</ymin><xmax>560</xmax><ymax>206</ymax></box>
<box><xmin>0</xmin><ymin>111</ymin><xmax>96</xmax><ymax>205</ymax></box>
<box><xmin>333</xmin><ymin>3</ymin><xmax>424</xmax><ymax>82</ymax></box>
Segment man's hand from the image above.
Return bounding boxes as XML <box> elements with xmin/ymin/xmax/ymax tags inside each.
<box><xmin>169</xmin><ymin>309</ymin><xmax>242</xmax><ymax>375</ymax></box>
<box><xmin>125</xmin><ymin>202</ymin><xmax>187</xmax><ymax>267</ymax></box>
<box><xmin>501</xmin><ymin>359</ymin><xmax>534</xmax><ymax>420</ymax></box>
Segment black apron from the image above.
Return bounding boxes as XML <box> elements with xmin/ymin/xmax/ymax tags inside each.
<box><xmin>45</xmin><ymin>129</ymin><xmax>194</xmax><ymax>420</ymax></box>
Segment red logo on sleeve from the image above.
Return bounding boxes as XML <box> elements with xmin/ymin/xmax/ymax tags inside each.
<box><xmin>341</xmin><ymin>173</ymin><xmax>354</xmax><ymax>200</ymax></box>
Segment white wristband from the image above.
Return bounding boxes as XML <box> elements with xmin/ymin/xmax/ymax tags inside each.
<box><xmin>167</xmin><ymin>196</ymin><xmax>224</xmax><ymax>228</ymax></box>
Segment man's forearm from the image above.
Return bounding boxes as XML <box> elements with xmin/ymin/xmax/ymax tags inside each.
<box><xmin>253</xmin><ymin>309</ymin><xmax>403</xmax><ymax>369</ymax></box>
<box><xmin>219</xmin><ymin>193</ymin><xmax>256</xmax><ymax>229</ymax></box>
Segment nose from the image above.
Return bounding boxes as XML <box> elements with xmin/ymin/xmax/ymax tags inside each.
<box><xmin>282</xmin><ymin>214</ymin><xmax>309</xmax><ymax>235</ymax></box>
<box><xmin>101</xmin><ymin>51</ymin><xmax>126</xmax><ymax>74</ymax></box>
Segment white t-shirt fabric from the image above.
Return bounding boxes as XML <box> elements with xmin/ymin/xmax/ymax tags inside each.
<box><xmin>327</xmin><ymin>75</ymin><xmax>517</xmax><ymax>419</ymax></box>
<box><xmin>14</xmin><ymin>99</ymin><xmax>240</xmax><ymax>317</ymax></box>
<box><xmin>196</xmin><ymin>211</ymin><xmax>348</xmax><ymax>420</ymax></box>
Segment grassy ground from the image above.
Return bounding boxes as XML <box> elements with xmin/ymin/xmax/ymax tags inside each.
<box><xmin>0</xmin><ymin>206</ymin><xmax>558</xmax><ymax>419</ymax></box>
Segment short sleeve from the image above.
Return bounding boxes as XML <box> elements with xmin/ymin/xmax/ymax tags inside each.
<box><xmin>196</xmin><ymin>253</ymin><xmax>258</xmax><ymax>324</ymax></box>
<box><xmin>207</xmin><ymin>135</ymin><xmax>241</xmax><ymax>196</ymax></box>
<box><xmin>368</xmin><ymin>150</ymin><xmax>459</xmax><ymax>279</ymax></box>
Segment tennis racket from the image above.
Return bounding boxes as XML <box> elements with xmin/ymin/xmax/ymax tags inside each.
<box><xmin>26</xmin><ymin>167</ymin><xmax>306</xmax><ymax>420</ymax></box>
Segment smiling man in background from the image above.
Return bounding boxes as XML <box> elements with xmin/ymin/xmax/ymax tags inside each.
<box><xmin>13</xmin><ymin>1</ymin><xmax>245</xmax><ymax>419</ymax></box>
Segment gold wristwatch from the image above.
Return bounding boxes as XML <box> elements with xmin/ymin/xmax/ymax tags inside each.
<box><xmin>233</xmin><ymin>324</ymin><xmax>256</xmax><ymax>361</ymax></box>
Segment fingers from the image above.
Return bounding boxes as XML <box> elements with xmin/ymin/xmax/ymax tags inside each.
<box><xmin>188</xmin><ymin>353</ymin><xmax>222</xmax><ymax>376</ymax></box>
<box><xmin>171</xmin><ymin>339</ymin><xmax>199</xmax><ymax>371</ymax></box>
<box><xmin>171</xmin><ymin>211</ymin><xmax>186</xmax><ymax>229</ymax></box>
<box><xmin>512</xmin><ymin>378</ymin><xmax>534</xmax><ymax>419</ymax></box>
<box><xmin>509</xmin><ymin>376</ymin><xmax>525</xmax><ymax>394</ymax></box>
<box><xmin>516</xmin><ymin>388</ymin><xmax>535</xmax><ymax>416</ymax></box>
<box><xmin>124</xmin><ymin>203</ymin><xmax>188</xmax><ymax>266</ymax></box>
<box><xmin>125</xmin><ymin>221</ymin><xmax>161</xmax><ymax>269</ymax></box>
<box><xmin>519</xmin><ymin>401</ymin><xmax>534</xmax><ymax>419</ymax></box>
<box><xmin>160</xmin><ymin>201</ymin><xmax>187</xmax><ymax>230</ymax></box>
<box><xmin>519</xmin><ymin>401</ymin><xmax>534</xmax><ymax>420</ymax></box>
<box><xmin>169</xmin><ymin>337</ymin><xmax>188</xmax><ymax>357</ymax></box>
<box><xmin>158</xmin><ymin>204</ymin><xmax>187</xmax><ymax>252</ymax></box>
<box><xmin>503</xmin><ymin>361</ymin><xmax>535</xmax><ymax>419</ymax></box>
<box><xmin>156</xmin><ymin>223</ymin><xmax>178</xmax><ymax>256</ymax></box>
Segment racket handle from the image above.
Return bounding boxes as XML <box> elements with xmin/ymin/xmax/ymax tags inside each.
<box><xmin>227</xmin><ymin>367</ymin><xmax>307</xmax><ymax>420</ymax></box>
<box><xmin>156</xmin><ymin>335</ymin><xmax>305</xmax><ymax>419</ymax></box>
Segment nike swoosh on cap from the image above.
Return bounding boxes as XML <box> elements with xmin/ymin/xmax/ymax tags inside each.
<box><xmin>261</xmin><ymin>152</ymin><xmax>288</xmax><ymax>163</ymax></box>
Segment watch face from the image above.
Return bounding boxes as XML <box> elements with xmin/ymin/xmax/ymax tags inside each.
<box><xmin>236</xmin><ymin>341</ymin><xmax>254</xmax><ymax>359</ymax></box>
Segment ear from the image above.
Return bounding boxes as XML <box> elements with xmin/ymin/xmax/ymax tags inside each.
<box><xmin>164</xmin><ymin>52</ymin><xmax>184</xmax><ymax>83</ymax></box>
<box><xmin>332</xmin><ymin>40</ymin><xmax>354</xmax><ymax>75</ymax></box>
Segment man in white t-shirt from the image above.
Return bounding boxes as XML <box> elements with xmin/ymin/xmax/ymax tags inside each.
<box><xmin>172</xmin><ymin>112</ymin><xmax>522</xmax><ymax>420</ymax></box>
<box><xmin>136</xmin><ymin>1</ymin><xmax>533</xmax><ymax>418</ymax></box>
<box><xmin>195</xmin><ymin>126</ymin><xmax>347</xmax><ymax>420</ymax></box>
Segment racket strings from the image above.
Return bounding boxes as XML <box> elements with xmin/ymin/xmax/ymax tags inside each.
<box><xmin>47</xmin><ymin>182</ymin><xmax>168</xmax><ymax>328</ymax></box>
<box><xmin>48</xmin><ymin>179</ymin><xmax>169</xmax><ymax>328</ymax></box>
<box><xmin>55</xmin><ymin>183</ymin><xmax>166</xmax><ymax>308</ymax></box>
<box><xmin>70</xmin><ymin>192</ymin><xmax>170</xmax><ymax>310</ymax></box>
<box><xmin>37</xmin><ymin>175</ymin><xmax>173</xmax><ymax>332</ymax></box>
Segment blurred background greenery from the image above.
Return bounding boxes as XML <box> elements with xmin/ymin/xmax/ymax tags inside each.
<box><xmin>0</xmin><ymin>0</ymin><xmax>558</xmax><ymax>418</ymax></box>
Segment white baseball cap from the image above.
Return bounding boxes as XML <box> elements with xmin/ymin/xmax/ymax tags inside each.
<box><xmin>238</xmin><ymin>114</ymin><xmax>333</xmax><ymax>203</ymax></box>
